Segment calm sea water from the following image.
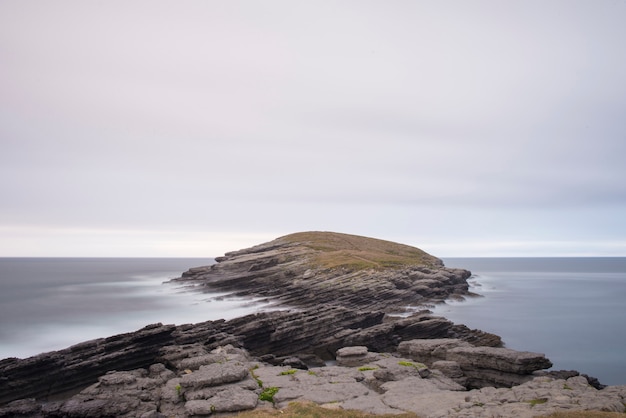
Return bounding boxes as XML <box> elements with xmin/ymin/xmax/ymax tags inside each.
<box><xmin>0</xmin><ymin>258</ymin><xmax>276</xmax><ymax>360</ymax></box>
<box><xmin>438</xmin><ymin>257</ymin><xmax>626</xmax><ymax>386</ymax></box>
<box><xmin>1</xmin><ymin>257</ymin><xmax>624</xmax><ymax>386</ymax></box>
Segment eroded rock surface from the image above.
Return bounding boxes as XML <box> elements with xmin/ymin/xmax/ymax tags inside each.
<box><xmin>175</xmin><ymin>231</ymin><xmax>473</xmax><ymax>312</ymax></box>
<box><xmin>1</xmin><ymin>232</ymin><xmax>499</xmax><ymax>405</ymax></box>
<box><xmin>0</xmin><ymin>232</ymin><xmax>620</xmax><ymax>417</ymax></box>
<box><xmin>1</xmin><ymin>345</ymin><xmax>622</xmax><ymax>418</ymax></box>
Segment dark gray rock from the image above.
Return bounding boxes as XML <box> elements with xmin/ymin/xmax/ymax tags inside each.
<box><xmin>0</xmin><ymin>323</ymin><xmax>177</xmax><ymax>405</ymax></box>
<box><xmin>173</xmin><ymin>232</ymin><xmax>472</xmax><ymax>313</ymax></box>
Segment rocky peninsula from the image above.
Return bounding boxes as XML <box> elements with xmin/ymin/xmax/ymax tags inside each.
<box><xmin>1</xmin><ymin>231</ymin><xmax>624</xmax><ymax>417</ymax></box>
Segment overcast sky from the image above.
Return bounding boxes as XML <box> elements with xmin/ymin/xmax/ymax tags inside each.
<box><xmin>1</xmin><ymin>1</ymin><xmax>625</xmax><ymax>257</ymax></box>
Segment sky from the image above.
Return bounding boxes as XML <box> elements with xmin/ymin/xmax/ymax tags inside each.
<box><xmin>1</xmin><ymin>0</ymin><xmax>626</xmax><ymax>258</ymax></box>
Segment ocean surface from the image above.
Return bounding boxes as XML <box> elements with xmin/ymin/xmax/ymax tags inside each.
<box><xmin>438</xmin><ymin>257</ymin><xmax>626</xmax><ymax>386</ymax></box>
<box><xmin>1</xmin><ymin>257</ymin><xmax>625</xmax><ymax>386</ymax></box>
<box><xmin>0</xmin><ymin>258</ymin><xmax>275</xmax><ymax>360</ymax></box>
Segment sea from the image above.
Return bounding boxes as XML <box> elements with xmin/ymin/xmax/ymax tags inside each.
<box><xmin>438</xmin><ymin>257</ymin><xmax>626</xmax><ymax>386</ymax></box>
<box><xmin>0</xmin><ymin>257</ymin><xmax>625</xmax><ymax>386</ymax></box>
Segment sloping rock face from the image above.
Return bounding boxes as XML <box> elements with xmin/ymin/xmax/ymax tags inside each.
<box><xmin>0</xmin><ymin>309</ymin><xmax>498</xmax><ymax>405</ymax></box>
<box><xmin>176</xmin><ymin>231</ymin><xmax>473</xmax><ymax>312</ymax></box>
<box><xmin>0</xmin><ymin>323</ymin><xmax>177</xmax><ymax>404</ymax></box>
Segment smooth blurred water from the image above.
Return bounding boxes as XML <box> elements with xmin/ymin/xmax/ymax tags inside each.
<box><xmin>437</xmin><ymin>257</ymin><xmax>626</xmax><ymax>385</ymax></box>
<box><xmin>1</xmin><ymin>257</ymin><xmax>625</xmax><ymax>386</ymax></box>
<box><xmin>0</xmin><ymin>258</ymin><xmax>276</xmax><ymax>359</ymax></box>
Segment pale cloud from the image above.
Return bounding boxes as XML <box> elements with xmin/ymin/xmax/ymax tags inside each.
<box><xmin>1</xmin><ymin>0</ymin><xmax>625</xmax><ymax>256</ymax></box>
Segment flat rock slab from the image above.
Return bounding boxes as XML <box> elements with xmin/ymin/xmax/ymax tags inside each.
<box><xmin>397</xmin><ymin>338</ymin><xmax>472</xmax><ymax>364</ymax></box>
<box><xmin>275</xmin><ymin>381</ymin><xmax>370</xmax><ymax>406</ymax></box>
<box><xmin>185</xmin><ymin>386</ymin><xmax>258</xmax><ymax>415</ymax></box>
<box><xmin>447</xmin><ymin>346</ymin><xmax>552</xmax><ymax>373</ymax></box>
<box><xmin>180</xmin><ymin>362</ymin><xmax>249</xmax><ymax>389</ymax></box>
<box><xmin>2</xmin><ymin>344</ymin><xmax>625</xmax><ymax>418</ymax></box>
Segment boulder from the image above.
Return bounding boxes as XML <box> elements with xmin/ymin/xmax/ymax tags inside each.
<box><xmin>447</xmin><ymin>346</ymin><xmax>553</xmax><ymax>374</ymax></box>
<box><xmin>447</xmin><ymin>346</ymin><xmax>553</xmax><ymax>388</ymax></box>
<box><xmin>336</xmin><ymin>346</ymin><xmax>380</xmax><ymax>367</ymax></box>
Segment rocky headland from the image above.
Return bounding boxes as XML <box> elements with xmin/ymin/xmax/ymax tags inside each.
<box><xmin>1</xmin><ymin>231</ymin><xmax>624</xmax><ymax>417</ymax></box>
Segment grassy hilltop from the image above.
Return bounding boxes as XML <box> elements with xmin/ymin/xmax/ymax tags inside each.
<box><xmin>278</xmin><ymin>231</ymin><xmax>442</xmax><ymax>271</ymax></box>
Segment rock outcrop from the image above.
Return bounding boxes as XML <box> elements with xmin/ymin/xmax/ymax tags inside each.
<box><xmin>0</xmin><ymin>309</ymin><xmax>499</xmax><ymax>405</ymax></box>
<box><xmin>0</xmin><ymin>231</ymin><xmax>620</xmax><ymax>417</ymax></box>
<box><xmin>398</xmin><ymin>339</ymin><xmax>554</xmax><ymax>389</ymax></box>
<box><xmin>1</xmin><ymin>345</ymin><xmax>623</xmax><ymax>418</ymax></box>
<box><xmin>0</xmin><ymin>323</ymin><xmax>177</xmax><ymax>404</ymax></box>
<box><xmin>175</xmin><ymin>231</ymin><xmax>473</xmax><ymax>313</ymax></box>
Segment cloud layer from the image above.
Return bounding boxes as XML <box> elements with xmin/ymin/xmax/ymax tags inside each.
<box><xmin>2</xmin><ymin>1</ymin><xmax>625</xmax><ymax>256</ymax></box>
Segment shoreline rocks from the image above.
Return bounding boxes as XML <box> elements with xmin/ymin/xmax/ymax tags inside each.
<box><xmin>1</xmin><ymin>345</ymin><xmax>623</xmax><ymax>418</ymax></box>
<box><xmin>1</xmin><ymin>232</ymin><xmax>623</xmax><ymax>416</ymax></box>
<box><xmin>0</xmin><ymin>308</ymin><xmax>501</xmax><ymax>406</ymax></box>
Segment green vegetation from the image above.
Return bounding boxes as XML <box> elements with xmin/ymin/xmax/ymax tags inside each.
<box><xmin>175</xmin><ymin>383</ymin><xmax>182</xmax><ymax>397</ymax></box>
<box><xmin>526</xmin><ymin>398</ymin><xmax>548</xmax><ymax>407</ymax></box>
<box><xmin>398</xmin><ymin>360</ymin><xmax>427</xmax><ymax>369</ymax></box>
<box><xmin>279</xmin><ymin>231</ymin><xmax>439</xmax><ymax>271</ymax></box>
<box><xmin>234</xmin><ymin>401</ymin><xmax>420</xmax><ymax>417</ymax></box>
<box><xmin>358</xmin><ymin>366</ymin><xmax>378</xmax><ymax>372</ymax></box>
<box><xmin>279</xmin><ymin>369</ymin><xmax>298</xmax><ymax>375</ymax></box>
<box><xmin>249</xmin><ymin>365</ymin><xmax>263</xmax><ymax>388</ymax></box>
<box><xmin>258</xmin><ymin>386</ymin><xmax>279</xmax><ymax>403</ymax></box>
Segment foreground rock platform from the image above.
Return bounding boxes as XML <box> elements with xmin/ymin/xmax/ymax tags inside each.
<box><xmin>1</xmin><ymin>231</ymin><xmax>622</xmax><ymax>416</ymax></box>
<box><xmin>1</xmin><ymin>345</ymin><xmax>623</xmax><ymax>418</ymax></box>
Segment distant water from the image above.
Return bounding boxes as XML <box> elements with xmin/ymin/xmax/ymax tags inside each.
<box><xmin>438</xmin><ymin>257</ymin><xmax>626</xmax><ymax>386</ymax></box>
<box><xmin>1</xmin><ymin>258</ymin><xmax>625</xmax><ymax>386</ymax></box>
<box><xmin>0</xmin><ymin>258</ymin><xmax>276</xmax><ymax>360</ymax></box>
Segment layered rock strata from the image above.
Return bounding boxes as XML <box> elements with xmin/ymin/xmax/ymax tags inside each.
<box><xmin>176</xmin><ymin>231</ymin><xmax>473</xmax><ymax>312</ymax></box>
<box><xmin>1</xmin><ymin>345</ymin><xmax>623</xmax><ymax>418</ymax></box>
<box><xmin>398</xmin><ymin>339</ymin><xmax>554</xmax><ymax>389</ymax></box>
<box><xmin>2</xmin><ymin>231</ymin><xmax>616</xmax><ymax>417</ymax></box>
<box><xmin>0</xmin><ymin>309</ymin><xmax>498</xmax><ymax>405</ymax></box>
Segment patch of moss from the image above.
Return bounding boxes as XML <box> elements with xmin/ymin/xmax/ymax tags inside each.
<box><xmin>279</xmin><ymin>369</ymin><xmax>298</xmax><ymax>376</ymax></box>
<box><xmin>249</xmin><ymin>365</ymin><xmax>263</xmax><ymax>388</ymax></box>
<box><xmin>258</xmin><ymin>386</ymin><xmax>279</xmax><ymax>403</ymax></box>
<box><xmin>526</xmin><ymin>398</ymin><xmax>548</xmax><ymax>407</ymax></box>
<box><xmin>358</xmin><ymin>366</ymin><xmax>378</xmax><ymax>372</ymax></box>
<box><xmin>398</xmin><ymin>360</ymin><xmax>427</xmax><ymax>369</ymax></box>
